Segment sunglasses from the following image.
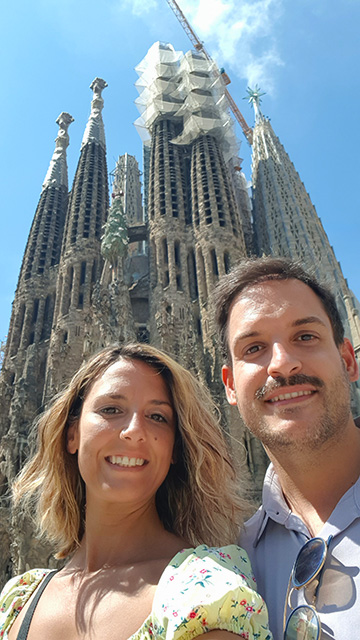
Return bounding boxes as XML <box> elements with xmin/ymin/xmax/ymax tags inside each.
<box><xmin>283</xmin><ymin>536</ymin><xmax>332</xmax><ymax>640</ymax></box>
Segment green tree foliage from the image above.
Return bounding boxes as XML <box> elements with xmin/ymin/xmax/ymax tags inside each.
<box><xmin>101</xmin><ymin>195</ymin><xmax>128</xmax><ymax>266</ymax></box>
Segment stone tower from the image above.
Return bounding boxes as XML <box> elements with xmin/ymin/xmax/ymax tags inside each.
<box><xmin>134</xmin><ymin>42</ymin><xmax>265</xmax><ymax>498</ymax></box>
<box><xmin>135</xmin><ymin>43</ymin><xmax>248</xmax><ymax>383</ymax></box>
<box><xmin>113</xmin><ymin>153</ymin><xmax>143</xmax><ymax>228</ymax></box>
<box><xmin>0</xmin><ymin>112</ymin><xmax>73</xmax><ymax>578</ymax></box>
<box><xmin>110</xmin><ymin>154</ymin><xmax>149</xmax><ymax>342</ymax></box>
<box><xmin>249</xmin><ymin>88</ymin><xmax>360</xmax><ymax>412</ymax></box>
<box><xmin>44</xmin><ymin>78</ymin><xmax>110</xmax><ymax>397</ymax></box>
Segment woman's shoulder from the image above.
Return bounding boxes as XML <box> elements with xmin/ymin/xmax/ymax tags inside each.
<box><xmin>157</xmin><ymin>544</ymin><xmax>262</xmax><ymax>610</ymax></box>
<box><xmin>168</xmin><ymin>544</ymin><xmax>256</xmax><ymax>585</ymax></box>
<box><xmin>1</xmin><ymin>568</ymin><xmax>51</xmax><ymax>599</ymax></box>
<box><xmin>151</xmin><ymin>545</ymin><xmax>272</xmax><ymax>639</ymax></box>
<box><xmin>0</xmin><ymin>569</ymin><xmax>51</xmax><ymax>635</ymax></box>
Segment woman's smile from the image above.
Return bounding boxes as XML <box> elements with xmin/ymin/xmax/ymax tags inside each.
<box><xmin>105</xmin><ymin>455</ymin><xmax>147</xmax><ymax>468</ymax></box>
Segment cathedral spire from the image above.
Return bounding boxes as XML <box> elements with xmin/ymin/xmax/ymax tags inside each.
<box><xmin>43</xmin><ymin>112</ymin><xmax>74</xmax><ymax>190</ymax></box>
<box><xmin>0</xmin><ymin>111</ymin><xmax>75</xmax><ymax>570</ymax></box>
<box><xmin>81</xmin><ymin>77</ymin><xmax>107</xmax><ymax>150</ymax></box>
<box><xmin>245</xmin><ymin>85</ymin><xmax>266</xmax><ymax>124</ymax></box>
<box><xmin>44</xmin><ymin>78</ymin><xmax>109</xmax><ymax>396</ymax></box>
<box><xmin>250</xmin><ymin>96</ymin><xmax>360</xmax><ymax>413</ymax></box>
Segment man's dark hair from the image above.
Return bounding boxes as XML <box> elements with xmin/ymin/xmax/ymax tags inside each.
<box><xmin>214</xmin><ymin>256</ymin><xmax>345</xmax><ymax>362</ymax></box>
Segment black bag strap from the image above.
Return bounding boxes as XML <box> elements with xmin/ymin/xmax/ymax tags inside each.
<box><xmin>16</xmin><ymin>570</ymin><xmax>58</xmax><ymax>640</ymax></box>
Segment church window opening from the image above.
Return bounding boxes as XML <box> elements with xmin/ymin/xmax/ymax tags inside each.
<box><xmin>187</xmin><ymin>249</ymin><xmax>198</xmax><ymax>300</ymax></box>
<box><xmin>176</xmin><ymin>274</ymin><xmax>182</xmax><ymax>290</ymax></box>
<box><xmin>80</xmin><ymin>261</ymin><xmax>87</xmax><ymax>286</ymax></box>
<box><xmin>40</xmin><ymin>295</ymin><xmax>54</xmax><ymax>342</ymax></box>
<box><xmin>91</xmin><ymin>260</ymin><xmax>97</xmax><ymax>283</ymax></box>
<box><xmin>211</xmin><ymin>249</ymin><xmax>219</xmax><ymax>277</ymax></box>
<box><xmin>174</xmin><ymin>241</ymin><xmax>181</xmax><ymax>267</ymax></box>
<box><xmin>151</xmin><ymin>240</ymin><xmax>158</xmax><ymax>286</ymax></box>
<box><xmin>162</xmin><ymin>238</ymin><xmax>169</xmax><ymax>287</ymax></box>
<box><xmin>174</xmin><ymin>240</ymin><xmax>182</xmax><ymax>291</ymax></box>
<box><xmin>32</xmin><ymin>299</ymin><xmax>39</xmax><ymax>324</ymax></box>
<box><xmin>69</xmin><ymin>267</ymin><xmax>74</xmax><ymax>291</ymax></box>
<box><xmin>198</xmin><ymin>249</ymin><xmax>208</xmax><ymax>300</ymax></box>
<box><xmin>13</xmin><ymin>304</ymin><xmax>26</xmax><ymax>349</ymax></box>
<box><xmin>224</xmin><ymin>251</ymin><xmax>231</xmax><ymax>273</ymax></box>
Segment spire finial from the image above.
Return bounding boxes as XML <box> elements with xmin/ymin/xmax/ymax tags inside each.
<box><xmin>90</xmin><ymin>77</ymin><xmax>108</xmax><ymax>98</ymax></box>
<box><xmin>244</xmin><ymin>85</ymin><xmax>266</xmax><ymax>123</ymax></box>
<box><xmin>43</xmin><ymin>112</ymin><xmax>74</xmax><ymax>190</ymax></box>
<box><xmin>81</xmin><ymin>77</ymin><xmax>108</xmax><ymax>150</ymax></box>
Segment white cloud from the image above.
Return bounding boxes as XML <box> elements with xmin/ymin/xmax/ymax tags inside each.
<box><xmin>176</xmin><ymin>0</ymin><xmax>284</xmax><ymax>94</ymax></box>
<box><xmin>119</xmin><ymin>0</ymin><xmax>159</xmax><ymax>16</ymax></box>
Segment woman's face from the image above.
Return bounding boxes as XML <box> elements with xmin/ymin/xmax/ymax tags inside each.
<box><xmin>67</xmin><ymin>358</ymin><xmax>176</xmax><ymax>510</ymax></box>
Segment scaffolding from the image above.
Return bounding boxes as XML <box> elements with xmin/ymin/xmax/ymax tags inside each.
<box><xmin>134</xmin><ymin>41</ymin><xmax>240</xmax><ymax>162</ymax></box>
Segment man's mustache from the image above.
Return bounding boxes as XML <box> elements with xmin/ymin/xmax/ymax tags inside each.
<box><xmin>255</xmin><ymin>374</ymin><xmax>324</xmax><ymax>400</ymax></box>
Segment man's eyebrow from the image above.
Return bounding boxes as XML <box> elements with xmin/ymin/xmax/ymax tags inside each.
<box><xmin>232</xmin><ymin>317</ymin><xmax>327</xmax><ymax>344</ymax></box>
<box><xmin>233</xmin><ymin>330</ymin><xmax>261</xmax><ymax>344</ymax></box>
<box><xmin>292</xmin><ymin>316</ymin><xmax>327</xmax><ymax>328</ymax></box>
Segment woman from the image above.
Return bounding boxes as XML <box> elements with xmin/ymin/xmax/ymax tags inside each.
<box><xmin>0</xmin><ymin>343</ymin><xmax>272</xmax><ymax>640</ymax></box>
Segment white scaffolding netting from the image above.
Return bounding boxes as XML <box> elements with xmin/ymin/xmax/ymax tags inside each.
<box><xmin>134</xmin><ymin>42</ymin><xmax>240</xmax><ymax>161</ymax></box>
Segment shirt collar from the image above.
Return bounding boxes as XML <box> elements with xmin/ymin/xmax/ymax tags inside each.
<box><xmin>252</xmin><ymin>463</ymin><xmax>360</xmax><ymax>546</ymax></box>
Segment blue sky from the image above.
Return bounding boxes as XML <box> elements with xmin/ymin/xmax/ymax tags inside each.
<box><xmin>1</xmin><ymin>0</ymin><xmax>359</xmax><ymax>340</ymax></box>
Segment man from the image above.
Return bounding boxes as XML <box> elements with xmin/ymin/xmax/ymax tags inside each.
<box><xmin>214</xmin><ymin>256</ymin><xmax>360</xmax><ymax>640</ymax></box>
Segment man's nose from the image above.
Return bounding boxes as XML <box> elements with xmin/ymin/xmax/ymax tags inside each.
<box><xmin>119</xmin><ymin>413</ymin><xmax>146</xmax><ymax>442</ymax></box>
<box><xmin>267</xmin><ymin>342</ymin><xmax>302</xmax><ymax>379</ymax></box>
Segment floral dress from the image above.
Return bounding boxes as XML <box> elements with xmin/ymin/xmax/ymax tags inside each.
<box><xmin>0</xmin><ymin>545</ymin><xmax>272</xmax><ymax>639</ymax></box>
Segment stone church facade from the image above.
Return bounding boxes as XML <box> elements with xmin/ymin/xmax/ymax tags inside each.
<box><xmin>0</xmin><ymin>44</ymin><xmax>359</xmax><ymax>585</ymax></box>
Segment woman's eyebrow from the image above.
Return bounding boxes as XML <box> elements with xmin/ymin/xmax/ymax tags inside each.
<box><xmin>149</xmin><ymin>400</ymin><xmax>173</xmax><ymax>409</ymax></box>
<box><xmin>94</xmin><ymin>392</ymin><xmax>127</xmax><ymax>400</ymax></box>
<box><xmin>95</xmin><ymin>394</ymin><xmax>173</xmax><ymax>409</ymax></box>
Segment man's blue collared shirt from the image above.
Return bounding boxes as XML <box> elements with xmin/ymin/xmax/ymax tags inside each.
<box><xmin>239</xmin><ymin>464</ymin><xmax>360</xmax><ymax>639</ymax></box>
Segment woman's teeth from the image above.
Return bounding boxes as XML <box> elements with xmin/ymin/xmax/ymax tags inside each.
<box><xmin>107</xmin><ymin>456</ymin><xmax>145</xmax><ymax>467</ymax></box>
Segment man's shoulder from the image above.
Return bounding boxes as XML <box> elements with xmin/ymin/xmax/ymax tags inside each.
<box><xmin>238</xmin><ymin>504</ymin><xmax>265</xmax><ymax>551</ymax></box>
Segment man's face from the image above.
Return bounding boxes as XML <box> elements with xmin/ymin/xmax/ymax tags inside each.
<box><xmin>222</xmin><ymin>279</ymin><xmax>358</xmax><ymax>452</ymax></box>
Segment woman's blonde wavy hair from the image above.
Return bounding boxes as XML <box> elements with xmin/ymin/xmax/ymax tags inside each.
<box><xmin>13</xmin><ymin>343</ymin><xmax>249</xmax><ymax>558</ymax></box>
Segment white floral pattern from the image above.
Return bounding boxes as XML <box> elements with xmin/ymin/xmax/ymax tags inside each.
<box><xmin>0</xmin><ymin>546</ymin><xmax>272</xmax><ymax>639</ymax></box>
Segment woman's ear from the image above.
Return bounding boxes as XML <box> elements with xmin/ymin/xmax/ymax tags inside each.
<box><xmin>67</xmin><ymin>421</ymin><xmax>79</xmax><ymax>454</ymax></box>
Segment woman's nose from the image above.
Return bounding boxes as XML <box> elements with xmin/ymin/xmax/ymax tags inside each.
<box><xmin>119</xmin><ymin>413</ymin><xmax>146</xmax><ymax>442</ymax></box>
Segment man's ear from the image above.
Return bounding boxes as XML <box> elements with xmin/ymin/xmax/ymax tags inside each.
<box><xmin>222</xmin><ymin>364</ymin><xmax>237</xmax><ymax>406</ymax></box>
<box><xmin>339</xmin><ymin>338</ymin><xmax>359</xmax><ymax>383</ymax></box>
<box><xmin>67</xmin><ymin>421</ymin><xmax>79</xmax><ymax>454</ymax></box>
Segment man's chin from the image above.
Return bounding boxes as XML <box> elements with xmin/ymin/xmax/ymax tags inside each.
<box><xmin>246</xmin><ymin>416</ymin><xmax>316</xmax><ymax>450</ymax></box>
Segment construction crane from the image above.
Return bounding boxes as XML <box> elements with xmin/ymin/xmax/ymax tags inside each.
<box><xmin>166</xmin><ymin>0</ymin><xmax>253</xmax><ymax>145</ymax></box>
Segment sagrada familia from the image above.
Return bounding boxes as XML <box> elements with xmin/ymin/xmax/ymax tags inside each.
<box><xmin>0</xmin><ymin>42</ymin><xmax>359</xmax><ymax>584</ymax></box>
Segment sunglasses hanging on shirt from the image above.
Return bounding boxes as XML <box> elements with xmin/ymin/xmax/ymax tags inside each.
<box><xmin>283</xmin><ymin>536</ymin><xmax>332</xmax><ymax>640</ymax></box>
